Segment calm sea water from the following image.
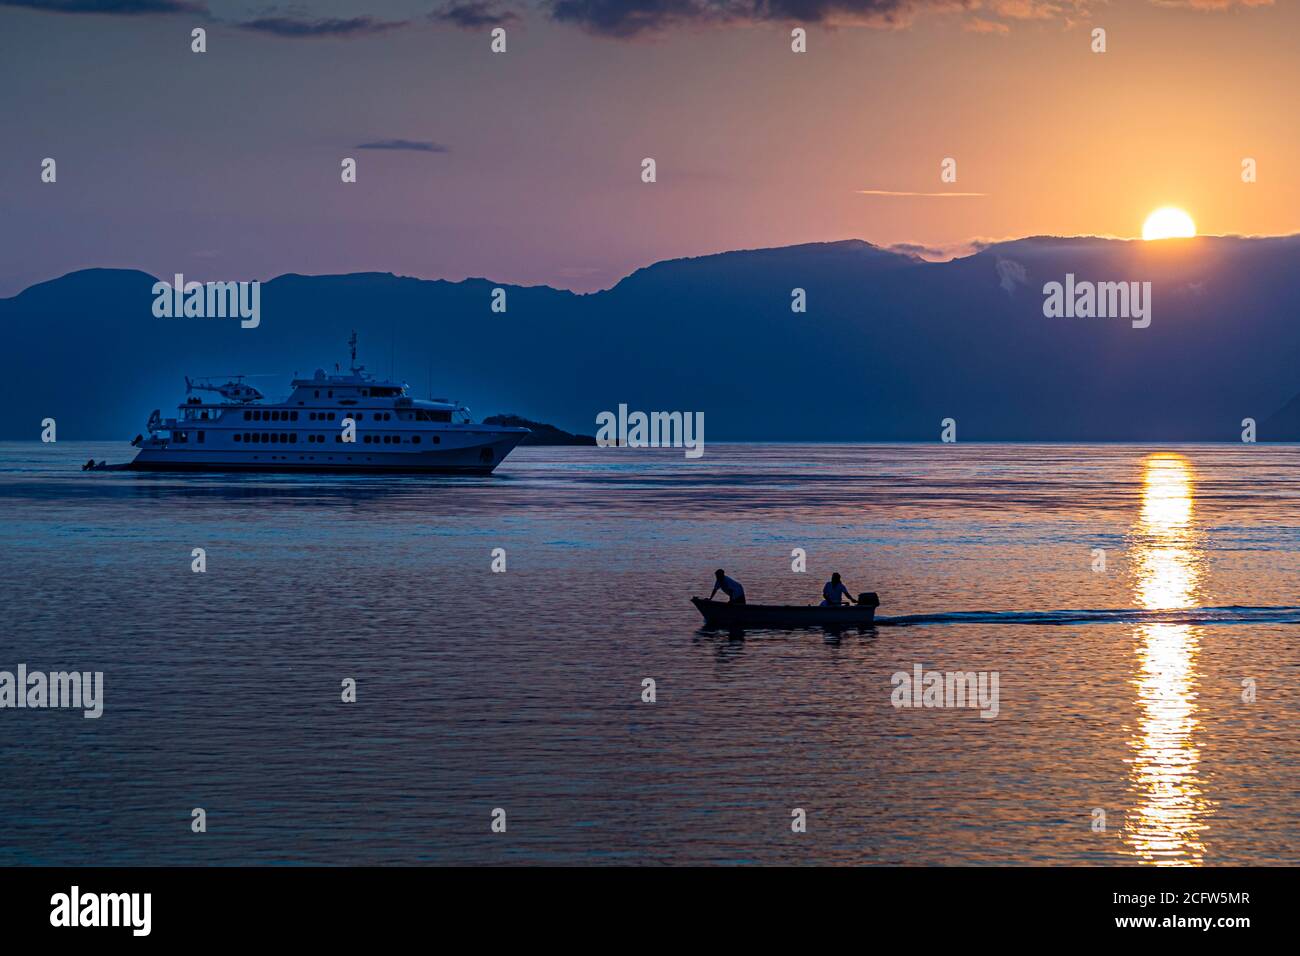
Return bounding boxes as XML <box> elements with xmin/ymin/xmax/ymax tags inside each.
<box><xmin>1</xmin><ymin>442</ymin><xmax>1298</xmax><ymax>866</ymax></box>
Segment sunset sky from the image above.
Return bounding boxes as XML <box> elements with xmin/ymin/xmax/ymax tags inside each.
<box><xmin>0</xmin><ymin>0</ymin><xmax>1295</xmax><ymax>295</ymax></box>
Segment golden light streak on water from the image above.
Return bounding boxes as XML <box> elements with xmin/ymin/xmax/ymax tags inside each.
<box><xmin>1123</xmin><ymin>454</ymin><xmax>1213</xmax><ymax>866</ymax></box>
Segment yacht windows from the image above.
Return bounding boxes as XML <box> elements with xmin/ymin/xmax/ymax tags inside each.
<box><xmin>197</xmin><ymin>431</ymin><xmax>205</xmax><ymax>443</ymax></box>
<box><xmin>412</xmin><ymin>436</ymin><xmax>421</xmax><ymax>444</ymax></box>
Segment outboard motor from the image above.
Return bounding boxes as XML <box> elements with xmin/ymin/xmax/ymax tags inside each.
<box><xmin>857</xmin><ymin>592</ymin><xmax>881</xmax><ymax>608</ymax></box>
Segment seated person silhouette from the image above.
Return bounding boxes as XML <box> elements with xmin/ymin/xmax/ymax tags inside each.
<box><xmin>820</xmin><ymin>572</ymin><xmax>856</xmax><ymax>607</ymax></box>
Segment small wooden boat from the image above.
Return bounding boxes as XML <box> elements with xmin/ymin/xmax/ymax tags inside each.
<box><xmin>692</xmin><ymin>593</ymin><xmax>880</xmax><ymax>630</ymax></box>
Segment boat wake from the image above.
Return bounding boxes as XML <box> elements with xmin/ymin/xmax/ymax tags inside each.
<box><xmin>874</xmin><ymin>605</ymin><xmax>1300</xmax><ymax>627</ymax></box>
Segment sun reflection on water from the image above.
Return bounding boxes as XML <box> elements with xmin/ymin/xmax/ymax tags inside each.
<box><xmin>1123</xmin><ymin>454</ymin><xmax>1213</xmax><ymax>865</ymax></box>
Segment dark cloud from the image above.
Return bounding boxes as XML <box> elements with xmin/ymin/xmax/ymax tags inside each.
<box><xmin>430</xmin><ymin>1</ymin><xmax>519</xmax><ymax>28</ymax></box>
<box><xmin>355</xmin><ymin>139</ymin><xmax>450</xmax><ymax>153</ymax></box>
<box><xmin>236</xmin><ymin>16</ymin><xmax>409</xmax><ymax>38</ymax></box>
<box><xmin>546</xmin><ymin>0</ymin><xmax>917</xmax><ymax>37</ymax></box>
<box><xmin>548</xmin><ymin>0</ymin><xmax>708</xmax><ymax>37</ymax></box>
<box><xmin>0</xmin><ymin>0</ymin><xmax>205</xmax><ymax>13</ymax></box>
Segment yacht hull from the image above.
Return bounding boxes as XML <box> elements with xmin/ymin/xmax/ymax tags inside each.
<box><xmin>127</xmin><ymin>433</ymin><xmax>527</xmax><ymax>475</ymax></box>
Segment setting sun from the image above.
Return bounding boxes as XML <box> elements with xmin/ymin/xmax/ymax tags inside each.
<box><xmin>1142</xmin><ymin>207</ymin><xmax>1197</xmax><ymax>241</ymax></box>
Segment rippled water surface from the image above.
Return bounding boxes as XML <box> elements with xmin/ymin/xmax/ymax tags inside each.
<box><xmin>1</xmin><ymin>442</ymin><xmax>1298</xmax><ymax>865</ymax></box>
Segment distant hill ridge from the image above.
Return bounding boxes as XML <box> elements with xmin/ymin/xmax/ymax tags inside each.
<box><xmin>483</xmin><ymin>415</ymin><xmax>596</xmax><ymax>445</ymax></box>
<box><xmin>5</xmin><ymin>235</ymin><xmax>1300</xmax><ymax>440</ymax></box>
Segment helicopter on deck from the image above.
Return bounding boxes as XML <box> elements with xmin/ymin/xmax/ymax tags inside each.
<box><xmin>184</xmin><ymin>375</ymin><xmax>264</xmax><ymax>404</ymax></box>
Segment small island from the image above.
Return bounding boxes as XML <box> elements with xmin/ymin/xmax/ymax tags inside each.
<box><xmin>483</xmin><ymin>415</ymin><xmax>596</xmax><ymax>446</ymax></box>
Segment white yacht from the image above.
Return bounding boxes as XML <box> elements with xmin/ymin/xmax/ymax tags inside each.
<box><xmin>121</xmin><ymin>333</ymin><xmax>529</xmax><ymax>474</ymax></box>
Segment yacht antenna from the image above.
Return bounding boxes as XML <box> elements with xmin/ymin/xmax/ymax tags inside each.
<box><xmin>348</xmin><ymin>330</ymin><xmax>358</xmax><ymax>372</ymax></box>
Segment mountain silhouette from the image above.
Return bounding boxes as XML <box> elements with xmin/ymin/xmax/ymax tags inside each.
<box><xmin>4</xmin><ymin>237</ymin><xmax>1300</xmax><ymax>441</ymax></box>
